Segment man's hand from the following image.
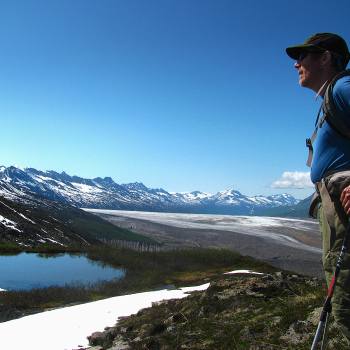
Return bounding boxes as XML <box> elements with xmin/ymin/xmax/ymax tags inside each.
<box><xmin>340</xmin><ymin>185</ymin><xmax>350</xmax><ymax>216</ymax></box>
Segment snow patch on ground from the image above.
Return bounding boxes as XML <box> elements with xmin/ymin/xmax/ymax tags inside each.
<box><xmin>72</xmin><ymin>182</ymin><xmax>104</xmax><ymax>194</ymax></box>
<box><xmin>224</xmin><ymin>270</ymin><xmax>264</xmax><ymax>275</ymax></box>
<box><xmin>17</xmin><ymin>212</ymin><xmax>36</xmax><ymax>224</ymax></box>
<box><xmin>0</xmin><ymin>283</ymin><xmax>209</xmax><ymax>350</ymax></box>
<box><xmin>0</xmin><ymin>215</ymin><xmax>22</xmax><ymax>232</ymax></box>
<box><xmin>45</xmin><ymin>237</ymin><xmax>65</xmax><ymax>246</ymax></box>
<box><xmin>0</xmin><ymin>200</ymin><xmax>36</xmax><ymax>224</ymax></box>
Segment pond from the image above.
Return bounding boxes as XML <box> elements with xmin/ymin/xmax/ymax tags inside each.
<box><xmin>0</xmin><ymin>253</ymin><xmax>125</xmax><ymax>291</ymax></box>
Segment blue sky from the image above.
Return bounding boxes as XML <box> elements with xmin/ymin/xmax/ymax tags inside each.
<box><xmin>1</xmin><ymin>0</ymin><xmax>349</xmax><ymax>199</ymax></box>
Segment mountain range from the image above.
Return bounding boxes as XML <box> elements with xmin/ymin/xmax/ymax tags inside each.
<box><xmin>0</xmin><ymin>166</ymin><xmax>301</xmax><ymax>215</ymax></box>
<box><xmin>0</xmin><ymin>166</ymin><xmax>312</xmax><ymax>247</ymax></box>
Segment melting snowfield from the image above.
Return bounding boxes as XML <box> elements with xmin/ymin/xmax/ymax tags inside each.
<box><xmin>0</xmin><ymin>284</ymin><xmax>209</xmax><ymax>350</ymax></box>
<box><xmin>0</xmin><ymin>270</ymin><xmax>264</xmax><ymax>350</ymax></box>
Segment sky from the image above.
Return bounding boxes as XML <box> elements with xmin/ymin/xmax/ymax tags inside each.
<box><xmin>1</xmin><ymin>0</ymin><xmax>350</xmax><ymax>199</ymax></box>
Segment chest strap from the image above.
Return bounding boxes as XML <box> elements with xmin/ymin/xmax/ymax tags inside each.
<box><xmin>306</xmin><ymin>105</ymin><xmax>325</xmax><ymax>167</ymax></box>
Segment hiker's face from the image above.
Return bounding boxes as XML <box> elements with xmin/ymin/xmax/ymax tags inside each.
<box><xmin>294</xmin><ymin>51</ymin><xmax>324</xmax><ymax>91</ymax></box>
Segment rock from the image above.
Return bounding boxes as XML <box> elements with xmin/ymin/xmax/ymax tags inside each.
<box><xmin>119</xmin><ymin>327</ymin><xmax>128</xmax><ymax>333</ymax></box>
<box><xmin>271</xmin><ymin>316</ymin><xmax>282</xmax><ymax>326</ymax></box>
<box><xmin>88</xmin><ymin>332</ymin><xmax>105</xmax><ymax>346</ymax></box>
<box><xmin>110</xmin><ymin>335</ymin><xmax>131</xmax><ymax>350</ymax></box>
<box><xmin>166</xmin><ymin>325</ymin><xmax>176</xmax><ymax>332</ymax></box>
<box><xmin>165</xmin><ymin>312</ymin><xmax>187</xmax><ymax>325</ymax></box>
<box><xmin>280</xmin><ymin>320</ymin><xmax>313</xmax><ymax>345</ymax></box>
<box><xmin>87</xmin><ymin>328</ymin><xmax>118</xmax><ymax>348</ymax></box>
<box><xmin>149</xmin><ymin>323</ymin><xmax>166</xmax><ymax>336</ymax></box>
<box><xmin>307</xmin><ymin>307</ymin><xmax>322</xmax><ymax>326</ymax></box>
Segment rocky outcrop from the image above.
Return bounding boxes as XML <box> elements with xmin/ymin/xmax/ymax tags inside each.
<box><xmin>85</xmin><ymin>272</ymin><xmax>349</xmax><ymax>349</ymax></box>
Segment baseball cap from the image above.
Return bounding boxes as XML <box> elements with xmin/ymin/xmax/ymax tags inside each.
<box><xmin>286</xmin><ymin>33</ymin><xmax>350</xmax><ymax>64</ymax></box>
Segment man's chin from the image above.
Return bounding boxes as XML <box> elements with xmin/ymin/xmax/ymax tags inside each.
<box><xmin>299</xmin><ymin>78</ymin><xmax>307</xmax><ymax>87</ymax></box>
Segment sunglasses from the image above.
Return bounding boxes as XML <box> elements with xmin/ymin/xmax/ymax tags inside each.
<box><xmin>297</xmin><ymin>52</ymin><xmax>309</xmax><ymax>61</ymax></box>
<box><xmin>297</xmin><ymin>50</ymin><xmax>325</xmax><ymax>62</ymax></box>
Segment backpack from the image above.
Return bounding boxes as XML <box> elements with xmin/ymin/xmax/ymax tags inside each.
<box><xmin>322</xmin><ymin>69</ymin><xmax>350</xmax><ymax>138</ymax></box>
<box><xmin>306</xmin><ymin>69</ymin><xmax>350</xmax><ymax>167</ymax></box>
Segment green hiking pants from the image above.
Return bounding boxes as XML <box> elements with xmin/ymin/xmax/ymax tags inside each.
<box><xmin>319</xmin><ymin>203</ymin><xmax>350</xmax><ymax>344</ymax></box>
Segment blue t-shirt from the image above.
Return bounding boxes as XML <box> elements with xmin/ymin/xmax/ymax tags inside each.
<box><xmin>311</xmin><ymin>75</ymin><xmax>350</xmax><ymax>183</ymax></box>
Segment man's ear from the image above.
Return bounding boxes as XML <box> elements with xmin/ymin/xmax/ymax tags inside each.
<box><xmin>321</xmin><ymin>50</ymin><xmax>333</xmax><ymax>66</ymax></box>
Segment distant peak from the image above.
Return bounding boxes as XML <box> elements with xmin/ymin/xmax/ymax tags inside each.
<box><xmin>45</xmin><ymin>170</ymin><xmax>60</xmax><ymax>175</ymax></box>
<box><xmin>123</xmin><ymin>182</ymin><xmax>147</xmax><ymax>189</ymax></box>
<box><xmin>103</xmin><ymin>176</ymin><xmax>115</xmax><ymax>183</ymax></box>
<box><xmin>13</xmin><ymin>164</ymin><xmax>26</xmax><ymax>171</ymax></box>
<box><xmin>93</xmin><ymin>176</ymin><xmax>116</xmax><ymax>185</ymax></box>
<box><xmin>8</xmin><ymin>165</ymin><xmax>25</xmax><ymax>172</ymax></box>
<box><xmin>220</xmin><ymin>187</ymin><xmax>241</xmax><ymax>195</ymax></box>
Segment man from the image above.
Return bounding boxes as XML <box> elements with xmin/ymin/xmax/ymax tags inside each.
<box><xmin>286</xmin><ymin>33</ymin><xmax>350</xmax><ymax>343</ymax></box>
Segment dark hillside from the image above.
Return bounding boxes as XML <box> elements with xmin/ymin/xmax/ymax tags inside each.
<box><xmin>0</xmin><ymin>195</ymin><xmax>155</xmax><ymax>248</ymax></box>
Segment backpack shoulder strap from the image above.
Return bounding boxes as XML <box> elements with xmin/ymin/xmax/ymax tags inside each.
<box><xmin>323</xmin><ymin>69</ymin><xmax>350</xmax><ymax>138</ymax></box>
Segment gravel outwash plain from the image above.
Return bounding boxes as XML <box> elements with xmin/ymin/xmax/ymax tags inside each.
<box><xmin>86</xmin><ymin>210</ymin><xmax>323</xmax><ymax>278</ymax></box>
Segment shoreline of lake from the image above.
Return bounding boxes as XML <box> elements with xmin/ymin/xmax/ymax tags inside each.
<box><xmin>0</xmin><ymin>252</ymin><xmax>125</xmax><ymax>291</ymax></box>
<box><xmin>0</xmin><ymin>245</ymin><xmax>272</xmax><ymax>324</ymax></box>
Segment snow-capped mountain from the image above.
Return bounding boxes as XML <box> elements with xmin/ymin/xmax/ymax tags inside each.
<box><xmin>0</xmin><ymin>166</ymin><xmax>299</xmax><ymax>215</ymax></box>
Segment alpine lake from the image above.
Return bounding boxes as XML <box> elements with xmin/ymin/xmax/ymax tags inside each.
<box><xmin>0</xmin><ymin>252</ymin><xmax>125</xmax><ymax>291</ymax></box>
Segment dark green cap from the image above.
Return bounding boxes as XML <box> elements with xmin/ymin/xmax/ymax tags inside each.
<box><xmin>286</xmin><ymin>32</ymin><xmax>350</xmax><ymax>64</ymax></box>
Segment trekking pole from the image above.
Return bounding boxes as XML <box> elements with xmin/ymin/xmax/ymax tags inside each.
<box><xmin>320</xmin><ymin>312</ymin><xmax>330</xmax><ymax>350</ymax></box>
<box><xmin>311</xmin><ymin>223</ymin><xmax>350</xmax><ymax>350</ymax></box>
